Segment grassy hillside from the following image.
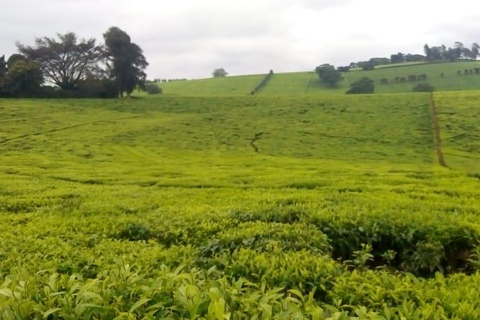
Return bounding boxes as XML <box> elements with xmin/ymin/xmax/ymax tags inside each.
<box><xmin>160</xmin><ymin>74</ymin><xmax>265</xmax><ymax>96</ymax></box>
<box><xmin>159</xmin><ymin>61</ymin><xmax>480</xmax><ymax>96</ymax></box>
<box><xmin>435</xmin><ymin>91</ymin><xmax>480</xmax><ymax>172</ymax></box>
<box><xmin>1</xmin><ymin>94</ymin><xmax>480</xmax><ymax>318</ymax></box>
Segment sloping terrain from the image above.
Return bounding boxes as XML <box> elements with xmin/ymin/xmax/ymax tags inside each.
<box><xmin>159</xmin><ymin>61</ymin><xmax>480</xmax><ymax>96</ymax></box>
<box><xmin>1</xmin><ymin>94</ymin><xmax>480</xmax><ymax>318</ymax></box>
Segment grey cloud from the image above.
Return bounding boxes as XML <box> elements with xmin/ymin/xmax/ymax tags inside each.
<box><xmin>1</xmin><ymin>0</ymin><xmax>478</xmax><ymax>79</ymax></box>
<box><xmin>429</xmin><ymin>16</ymin><xmax>480</xmax><ymax>45</ymax></box>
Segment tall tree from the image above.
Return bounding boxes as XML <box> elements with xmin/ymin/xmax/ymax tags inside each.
<box><xmin>0</xmin><ymin>55</ymin><xmax>6</xmax><ymax>77</ymax></box>
<box><xmin>17</xmin><ymin>32</ymin><xmax>104</xmax><ymax>90</ymax></box>
<box><xmin>472</xmin><ymin>43</ymin><xmax>480</xmax><ymax>59</ymax></box>
<box><xmin>103</xmin><ymin>27</ymin><xmax>148</xmax><ymax>97</ymax></box>
<box><xmin>0</xmin><ymin>55</ymin><xmax>7</xmax><ymax>94</ymax></box>
<box><xmin>424</xmin><ymin>44</ymin><xmax>431</xmax><ymax>61</ymax></box>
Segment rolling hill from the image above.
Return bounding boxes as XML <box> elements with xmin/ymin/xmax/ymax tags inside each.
<box><xmin>158</xmin><ymin>61</ymin><xmax>480</xmax><ymax>96</ymax></box>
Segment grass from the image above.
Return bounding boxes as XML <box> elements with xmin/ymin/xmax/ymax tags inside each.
<box><xmin>159</xmin><ymin>74</ymin><xmax>266</xmax><ymax>96</ymax></box>
<box><xmin>435</xmin><ymin>91</ymin><xmax>480</xmax><ymax>172</ymax></box>
<box><xmin>158</xmin><ymin>61</ymin><xmax>480</xmax><ymax>96</ymax></box>
<box><xmin>1</xmin><ymin>93</ymin><xmax>480</xmax><ymax>318</ymax></box>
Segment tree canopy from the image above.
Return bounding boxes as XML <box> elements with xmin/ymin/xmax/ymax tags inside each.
<box><xmin>0</xmin><ymin>54</ymin><xmax>43</xmax><ymax>97</ymax></box>
<box><xmin>315</xmin><ymin>64</ymin><xmax>342</xmax><ymax>87</ymax></box>
<box><xmin>213</xmin><ymin>68</ymin><xmax>228</xmax><ymax>77</ymax></box>
<box><xmin>17</xmin><ymin>32</ymin><xmax>105</xmax><ymax>90</ymax></box>
<box><xmin>104</xmin><ymin>27</ymin><xmax>148</xmax><ymax>97</ymax></box>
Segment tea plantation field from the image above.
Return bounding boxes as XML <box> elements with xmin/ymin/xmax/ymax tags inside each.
<box><xmin>160</xmin><ymin>61</ymin><xmax>480</xmax><ymax>96</ymax></box>
<box><xmin>1</xmin><ymin>93</ymin><xmax>480</xmax><ymax>319</ymax></box>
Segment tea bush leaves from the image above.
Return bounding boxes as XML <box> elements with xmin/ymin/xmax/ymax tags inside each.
<box><xmin>1</xmin><ymin>93</ymin><xmax>480</xmax><ymax>318</ymax></box>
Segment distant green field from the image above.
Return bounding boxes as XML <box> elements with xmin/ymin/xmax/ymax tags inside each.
<box><xmin>159</xmin><ymin>61</ymin><xmax>480</xmax><ymax>96</ymax></box>
<box><xmin>160</xmin><ymin>74</ymin><xmax>265</xmax><ymax>96</ymax></box>
<box><xmin>1</xmin><ymin>93</ymin><xmax>480</xmax><ymax>318</ymax></box>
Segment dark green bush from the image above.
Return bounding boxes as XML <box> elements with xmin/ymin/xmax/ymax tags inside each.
<box><xmin>118</xmin><ymin>223</ymin><xmax>152</xmax><ymax>241</ymax></box>
<box><xmin>346</xmin><ymin>77</ymin><xmax>374</xmax><ymax>94</ymax></box>
<box><xmin>146</xmin><ymin>84</ymin><xmax>162</xmax><ymax>95</ymax></box>
<box><xmin>413</xmin><ymin>83</ymin><xmax>435</xmax><ymax>92</ymax></box>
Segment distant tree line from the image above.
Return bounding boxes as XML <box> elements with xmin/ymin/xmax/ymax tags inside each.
<box><xmin>150</xmin><ymin>79</ymin><xmax>188</xmax><ymax>83</ymax></box>
<box><xmin>424</xmin><ymin>42</ymin><xmax>479</xmax><ymax>62</ymax></box>
<box><xmin>344</xmin><ymin>42</ymin><xmax>479</xmax><ymax>71</ymax></box>
<box><xmin>0</xmin><ymin>27</ymin><xmax>148</xmax><ymax>98</ymax></box>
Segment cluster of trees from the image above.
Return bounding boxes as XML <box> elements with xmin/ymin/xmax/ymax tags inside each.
<box><xmin>314</xmin><ymin>64</ymin><xmax>374</xmax><ymax>94</ymax></box>
<box><xmin>315</xmin><ymin>64</ymin><xmax>342</xmax><ymax>87</ymax></box>
<box><xmin>424</xmin><ymin>42</ymin><xmax>479</xmax><ymax>62</ymax></box>
<box><xmin>380</xmin><ymin>74</ymin><xmax>428</xmax><ymax>84</ymax></box>
<box><xmin>390</xmin><ymin>53</ymin><xmax>426</xmax><ymax>64</ymax></box>
<box><xmin>250</xmin><ymin>70</ymin><xmax>274</xmax><ymax>95</ymax></box>
<box><xmin>0</xmin><ymin>27</ymin><xmax>148</xmax><ymax>98</ymax></box>
<box><xmin>151</xmin><ymin>78</ymin><xmax>187</xmax><ymax>83</ymax></box>
<box><xmin>457</xmin><ymin>68</ymin><xmax>480</xmax><ymax>75</ymax></box>
<box><xmin>350</xmin><ymin>54</ymin><xmax>426</xmax><ymax>70</ymax></box>
<box><xmin>344</xmin><ymin>42</ymin><xmax>479</xmax><ymax>71</ymax></box>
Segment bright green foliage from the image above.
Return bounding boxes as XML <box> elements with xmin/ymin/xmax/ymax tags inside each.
<box><xmin>0</xmin><ymin>93</ymin><xmax>480</xmax><ymax>318</ymax></box>
<box><xmin>435</xmin><ymin>91</ymin><xmax>480</xmax><ymax>172</ymax></box>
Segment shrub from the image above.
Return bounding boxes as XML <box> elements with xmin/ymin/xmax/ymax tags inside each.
<box><xmin>337</xmin><ymin>66</ymin><xmax>351</xmax><ymax>72</ymax></box>
<box><xmin>33</xmin><ymin>79</ymin><xmax>119</xmax><ymax>98</ymax></box>
<box><xmin>380</xmin><ymin>78</ymin><xmax>389</xmax><ymax>84</ymax></box>
<box><xmin>440</xmin><ymin>73</ymin><xmax>444</xmax><ymax>77</ymax></box>
<box><xmin>413</xmin><ymin>83</ymin><xmax>435</xmax><ymax>92</ymax></box>
<box><xmin>474</xmin><ymin>68</ymin><xmax>480</xmax><ymax>74</ymax></box>
<box><xmin>146</xmin><ymin>84</ymin><xmax>162</xmax><ymax>95</ymax></box>
<box><xmin>399</xmin><ymin>77</ymin><xmax>406</xmax><ymax>82</ymax></box>
<box><xmin>346</xmin><ymin>77</ymin><xmax>374</xmax><ymax>94</ymax></box>
<box><xmin>457</xmin><ymin>70</ymin><xmax>462</xmax><ymax>75</ymax></box>
<box><xmin>418</xmin><ymin>74</ymin><xmax>427</xmax><ymax>81</ymax></box>
<box><xmin>408</xmin><ymin>75</ymin><xmax>417</xmax><ymax>81</ymax></box>
<box><xmin>394</xmin><ymin>77</ymin><xmax>400</xmax><ymax>82</ymax></box>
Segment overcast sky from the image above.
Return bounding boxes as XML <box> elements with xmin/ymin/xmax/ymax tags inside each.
<box><xmin>1</xmin><ymin>0</ymin><xmax>479</xmax><ymax>79</ymax></box>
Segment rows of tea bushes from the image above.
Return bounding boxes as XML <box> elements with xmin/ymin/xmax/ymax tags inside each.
<box><xmin>1</xmin><ymin>95</ymin><xmax>480</xmax><ymax>318</ymax></box>
<box><xmin>2</xmin><ymin>202</ymin><xmax>480</xmax><ymax>319</ymax></box>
